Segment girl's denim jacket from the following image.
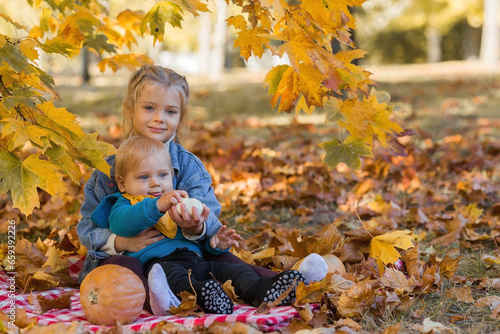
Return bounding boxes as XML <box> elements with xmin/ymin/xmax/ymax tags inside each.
<box><xmin>76</xmin><ymin>141</ymin><xmax>222</xmax><ymax>282</ymax></box>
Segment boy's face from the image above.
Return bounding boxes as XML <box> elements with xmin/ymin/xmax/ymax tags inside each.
<box><xmin>133</xmin><ymin>83</ymin><xmax>181</xmax><ymax>143</ymax></box>
<box><xmin>117</xmin><ymin>153</ymin><xmax>173</xmax><ymax>197</ymax></box>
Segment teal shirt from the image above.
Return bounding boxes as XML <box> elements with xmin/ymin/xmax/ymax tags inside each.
<box><xmin>91</xmin><ymin>192</ymin><xmax>226</xmax><ymax>265</ymax></box>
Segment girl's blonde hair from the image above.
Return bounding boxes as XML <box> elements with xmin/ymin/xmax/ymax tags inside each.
<box><xmin>115</xmin><ymin>136</ymin><xmax>172</xmax><ymax>179</ymax></box>
<box><xmin>122</xmin><ymin>65</ymin><xmax>189</xmax><ymax>141</ymax></box>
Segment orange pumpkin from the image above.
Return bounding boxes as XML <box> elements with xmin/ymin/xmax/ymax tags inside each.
<box><xmin>80</xmin><ymin>264</ymin><xmax>146</xmax><ymax>326</ymax></box>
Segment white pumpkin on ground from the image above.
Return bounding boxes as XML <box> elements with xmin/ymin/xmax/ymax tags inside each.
<box><xmin>293</xmin><ymin>253</ymin><xmax>346</xmax><ymax>283</ymax></box>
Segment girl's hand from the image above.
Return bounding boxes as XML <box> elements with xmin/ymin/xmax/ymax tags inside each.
<box><xmin>168</xmin><ymin>203</ymin><xmax>210</xmax><ymax>236</ymax></box>
<box><xmin>114</xmin><ymin>227</ymin><xmax>164</xmax><ymax>253</ymax></box>
<box><xmin>157</xmin><ymin>190</ymin><xmax>188</xmax><ymax>213</ymax></box>
<box><xmin>210</xmin><ymin>225</ymin><xmax>243</xmax><ymax>250</ymax></box>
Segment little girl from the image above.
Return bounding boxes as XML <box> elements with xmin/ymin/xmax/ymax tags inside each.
<box><xmin>77</xmin><ymin>65</ymin><xmax>275</xmax><ymax>313</ymax></box>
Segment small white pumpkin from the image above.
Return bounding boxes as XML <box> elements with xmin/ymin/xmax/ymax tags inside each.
<box><xmin>176</xmin><ymin>198</ymin><xmax>203</xmax><ymax>216</ymax></box>
<box><xmin>297</xmin><ymin>253</ymin><xmax>328</xmax><ymax>284</ymax></box>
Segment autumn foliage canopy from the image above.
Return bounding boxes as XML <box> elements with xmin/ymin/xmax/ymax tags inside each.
<box><xmin>0</xmin><ymin>0</ymin><xmax>408</xmax><ymax>215</ymax></box>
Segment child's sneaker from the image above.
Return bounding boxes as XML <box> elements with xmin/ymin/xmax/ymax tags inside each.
<box><xmin>255</xmin><ymin>270</ymin><xmax>305</xmax><ymax>306</ymax></box>
<box><xmin>148</xmin><ymin>263</ymin><xmax>181</xmax><ymax>315</ymax></box>
<box><xmin>198</xmin><ymin>279</ymin><xmax>234</xmax><ymax>314</ymax></box>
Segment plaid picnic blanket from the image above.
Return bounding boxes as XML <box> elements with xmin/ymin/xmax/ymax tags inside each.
<box><xmin>0</xmin><ymin>256</ymin><xmax>305</xmax><ymax>332</ymax></box>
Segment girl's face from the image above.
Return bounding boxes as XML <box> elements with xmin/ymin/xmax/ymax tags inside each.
<box><xmin>132</xmin><ymin>83</ymin><xmax>181</xmax><ymax>143</ymax></box>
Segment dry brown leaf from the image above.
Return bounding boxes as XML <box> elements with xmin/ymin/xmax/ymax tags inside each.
<box><xmin>421</xmin><ymin>317</ymin><xmax>455</xmax><ymax>333</ymax></box>
<box><xmin>14</xmin><ymin>307</ymin><xmax>38</xmax><ymax>329</ymax></box>
<box><xmin>15</xmin><ymin>238</ymin><xmax>48</xmax><ymax>271</ymax></box>
<box><xmin>43</xmin><ymin>246</ymin><xmax>69</xmax><ymax>274</ymax></box>
<box><xmin>37</xmin><ymin>291</ymin><xmax>74</xmax><ymax>313</ymax></box>
<box><xmin>25</xmin><ymin>271</ymin><xmax>60</xmax><ymax>291</ymax></box>
<box><xmin>439</xmin><ymin>253</ymin><xmax>461</xmax><ymax>279</ymax></box>
<box><xmin>295</xmin><ymin>281</ymin><xmax>329</xmax><ymax>304</ymax></box>
<box><xmin>297</xmin><ymin>305</ymin><xmax>314</xmax><ymax>323</ymax></box>
<box><xmin>338</xmin><ymin>279</ymin><xmax>378</xmax><ymax>317</ymax></box>
<box><xmin>379</xmin><ymin>267</ymin><xmax>418</xmax><ymax>295</ymax></box>
<box><xmin>382</xmin><ymin>322</ymin><xmax>402</xmax><ymax>334</ymax></box>
<box><xmin>478</xmin><ymin>277</ymin><xmax>500</xmax><ymax>290</ymax></box>
<box><xmin>207</xmin><ymin>321</ymin><xmax>264</xmax><ymax>334</ymax></box>
<box><xmin>221</xmin><ymin>280</ymin><xmax>242</xmax><ymax>303</ymax></box>
<box><xmin>475</xmin><ymin>296</ymin><xmax>500</xmax><ymax>318</ymax></box>
<box><xmin>449</xmin><ymin>315</ymin><xmax>465</xmax><ymax>323</ymax></box>
<box><xmin>168</xmin><ymin>291</ymin><xmax>199</xmax><ymax>316</ymax></box>
<box><xmin>401</xmin><ymin>245</ymin><xmax>422</xmax><ymax>279</ymax></box>
<box><xmin>328</xmin><ymin>274</ymin><xmax>355</xmax><ymax>294</ymax></box>
<box><xmin>151</xmin><ymin>321</ymin><xmax>193</xmax><ymax>333</ymax></box>
<box><xmin>445</xmin><ymin>286</ymin><xmax>473</xmax><ymax>303</ymax></box>
<box><xmin>23</xmin><ymin>321</ymin><xmax>87</xmax><ymax>334</ymax></box>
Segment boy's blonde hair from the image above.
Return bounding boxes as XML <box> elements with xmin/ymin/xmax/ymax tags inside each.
<box><xmin>115</xmin><ymin>136</ymin><xmax>172</xmax><ymax>179</ymax></box>
<box><xmin>122</xmin><ymin>65</ymin><xmax>189</xmax><ymax>141</ymax></box>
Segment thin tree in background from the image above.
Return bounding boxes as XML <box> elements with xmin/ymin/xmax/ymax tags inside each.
<box><xmin>480</xmin><ymin>0</ymin><xmax>499</xmax><ymax>71</ymax></box>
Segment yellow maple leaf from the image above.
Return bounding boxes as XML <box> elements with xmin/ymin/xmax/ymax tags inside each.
<box><xmin>42</xmin><ymin>246</ymin><xmax>68</xmax><ymax>274</ymax></box>
<box><xmin>117</xmin><ymin>9</ymin><xmax>145</xmax><ymax>32</ymax></box>
<box><xmin>260</xmin><ymin>0</ymin><xmax>289</xmax><ymax>23</ymax></box>
<box><xmin>2</xmin><ymin>118</ymin><xmax>50</xmax><ymax>150</ymax></box>
<box><xmin>74</xmin><ymin>132</ymin><xmax>117</xmax><ymax>177</ymax></box>
<box><xmin>336</xmin><ymin>98</ymin><xmax>377</xmax><ymax>139</ymax></box>
<box><xmin>20</xmin><ymin>39</ymin><xmax>39</xmax><ymax>61</ymax></box>
<box><xmin>57</xmin><ymin>15</ymin><xmax>85</xmax><ymax>49</ymax></box>
<box><xmin>140</xmin><ymin>2</ymin><xmax>183</xmax><ymax>45</ymax></box>
<box><xmin>369</xmin><ymin>230</ymin><xmax>414</xmax><ymax>274</ymax></box>
<box><xmin>37</xmin><ymin>101</ymin><xmax>87</xmax><ymax>140</ymax></box>
<box><xmin>460</xmin><ymin>203</ymin><xmax>483</xmax><ymax>222</ymax></box>
<box><xmin>0</xmin><ymin>152</ymin><xmax>65</xmax><ymax>214</ymax></box>
<box><xmin>227</xmin><ymin>15</ymin><xmax>248</xmax><ymax>31</ymax></box>
<box><xmin>0</xmin><ymin>13</ymin><xmax>28</xmax><ymax>31</ymax></box>
<box><xmin>300</xmin><ymin>0</ymin><xmax>346</xmax><ymax>31</ymax></box>
<box><xmin>319</xmin><ymin>136</ymin><xmax>373</xmax><ymax>170</ymax></box>
<box><xmin>297</xmin><ymin>64</ymin><xmax>326</xmax><ymax>108</ymax></box>
<box><xmin>170</xmin><ymin>0</ymin><xmax>210</xmax><ymax>17</ymax></box>
<box><xmin>233</xmin><ymin>27</ymin><xmax>270</xmax><ymax>60</ymax></box>
<box><xmin>98</xmin><ymin>53</ymin><xmax>154</xmax><ymax>72</ymax></box>
<box><xmin>267</xmin><ymin>65</ymin><xmax>300</xmax><ymax>112</ymax></box>
<box><xmin>295</xmin><ymin>94</ymin><xmax>315</xmax><ymax>115</ymax></box>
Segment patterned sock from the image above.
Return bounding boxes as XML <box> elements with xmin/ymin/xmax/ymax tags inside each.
<box><xmin>148</xmin><ymin>263</ymin><xmax>181</xmax><ymax>315</ymax></box>
<box><xmin>198</xmin><ymin>279</ymin><xmax>234</xmax><ymax>314</ymax></box>
<box><xmin>255</xmin><ymin>270</ymin><xmax>305</xmax><ymax>307</ymax></box>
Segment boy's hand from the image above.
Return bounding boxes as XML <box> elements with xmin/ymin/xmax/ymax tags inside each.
<box><xmin>115</xmin><ymin>227</ymin><xmax>164</xmax><ymax>253</ymax></box>
<box><xmin>168</xmin><ymin>202</ymin><xmax>210</xmax><ymax>236</ymax></box>
<box><xmin>210</xmin><ymin>225</ymin><xmax>243</xmax><ymax>250</ymax></box>
<box><xmin>156</xmin><ymin>190</ymin><xmax>188</xmax><ymax>213</ymax></box>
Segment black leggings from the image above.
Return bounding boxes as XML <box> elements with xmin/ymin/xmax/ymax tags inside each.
<box><xmin>144</xmin><ymin>248</ymin><xmax>268</xmax><ymax>306</ymax></box>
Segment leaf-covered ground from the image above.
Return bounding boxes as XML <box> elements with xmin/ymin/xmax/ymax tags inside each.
<box><xmin>2</xmin><ymin>61</ymin><xmax>500</xmax><ymax>333</ymax></box>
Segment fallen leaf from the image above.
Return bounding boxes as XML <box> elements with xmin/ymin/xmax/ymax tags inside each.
<box><xmin>379</xmin><ymin>267</ymin><xmax>417</xmax><ymax>295</ymax></box>
<box><xmin>445</xmin><ymin>286</ymin><xmax>473</xmax><ymax>303</ymax></box>
<box><xmin>338</xmin><ymin>279</ymin><xmax>378</xmax><ymax>317</ymax></box>
<box><xmin>14</xmin><ymin>307</ymin><xmax>38</xmax><ymax>329</ymax></box>
<box><xmin>439</xmin><ymin>253</ymin><xmax>461</xmax><ymax>279</ymax></box>
<box><xmin>475</xmin><ymin>296</ymin><xmax>500</xmax><ymax>318</ymax></box>
<box><xmin>369</xmin><ymin>230</ymin><xmax>415</xmax><ymax>274</ymax></box>
<box><xmin>421</xmin><ymin>317</ymin><xmax>455</xmax><ymax>333</ymax></box>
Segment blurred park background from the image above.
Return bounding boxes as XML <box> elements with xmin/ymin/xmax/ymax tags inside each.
<box><xmin>0</xmin><ymin>0</ymin><xmax>499</xmax><ymax>142</ymax></box>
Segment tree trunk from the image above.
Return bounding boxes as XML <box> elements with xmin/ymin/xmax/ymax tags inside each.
<box><xmin>426</xmin><ymin>26</ymin><xmax>441</xmax><ymax>63</ymax></box>
<box><xmin>209</xmin><ymin>0</ymin><xmax>227</xmax><ymax>81</ymax></box>
<box><xmin>82</xmin><ymin>47</ymin><xmax>90</xmax><ymax>84</ymax></box>
<box><xmin>198</xmin><ymin>12</ymin><xmax>212</xmax><ymax>76</ymax></box>
<box><xmin>480</xmin><ymin>0</ymin><xmax>499</xmax><ymax>71</ymax></box>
